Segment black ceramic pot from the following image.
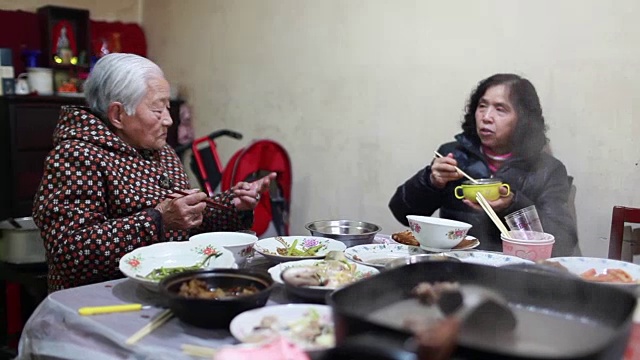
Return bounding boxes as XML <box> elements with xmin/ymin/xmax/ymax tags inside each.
<box><xmin>159</xmin><ymin>268</ymin><xmax>274</xmax><ymax>329</ymax></box>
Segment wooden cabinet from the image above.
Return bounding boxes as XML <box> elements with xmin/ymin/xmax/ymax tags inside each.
<box><xmin>0</xmin><ymin>96</ymin><xmax>183</xmax><ymax>221</ymax></box>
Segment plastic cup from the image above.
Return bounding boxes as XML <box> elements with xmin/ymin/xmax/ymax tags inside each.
<box><xmin>504</xmin><ymin>206</ymin><xmax>544</xmax><ymax>238</ymax></box>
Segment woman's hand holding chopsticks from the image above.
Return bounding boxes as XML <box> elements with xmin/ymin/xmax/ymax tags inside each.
<box><xmin>430</xmin><ymin>152</ymin><xmax>466</xmax><ymax>189</ymax></box>
<box><xmin>154</xmin><ymin>172</ymin><xmax>276</xmax><ymax>230</ymax></box>
<box><xmin>156</xmin><ymin>189</ymin><xmax>208</xmax><ymax>230</ymax></box>
<box><xmin>231</xmin><ymin>172</ymin><xmax>277</xmax><ymax>211</ymax></box>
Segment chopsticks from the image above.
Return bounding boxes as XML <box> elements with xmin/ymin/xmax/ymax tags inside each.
<box><xmin>475</xmin><ymin>193</ymin><xmax>510</xmax><ymax>237</ymax></box>
<box><xmin>433</xmin><ymin>151</ymin><xmax>479</xmax><ymax>184</ymax></box>
<box><xmin>167</xmin><ymin>190</ymin><xmax>234</xmax><ymax>211</ymax></box>
<box><xmin>181</xmin><ymin>344</ymin><xmax>218</xmax><ymax>358</ymax></box>
<box><xmin>78</xmin><ymin>303</ymin><xmax>150</xmax><ymax>316</ymax></box>
<box><xmin>125</xmin><ymin>309</ymin><xmax>173</xmax><ymax>345</ymax></box>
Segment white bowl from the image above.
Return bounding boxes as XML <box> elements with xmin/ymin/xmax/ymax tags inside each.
<box><xmin>253</xmin><ymin>236</ymin><xmax>346</xmax><ymax>263</ymax></box>
<box><xmin>189</xmin><ymin>231</ymin><xmax>257</xmax><ymax>266</ymax></box>
<box><xmin>267</xmin><ymin>259</ymin><xmax>379</xmax><ymax>301</ymax></box>
<box><xmin>406</xmin><ymin>215</ymin><xmax>472</xmax><ymax>251</ymax></box>
<box><xmin>119</xmin><ymin>241</ymin><xmax>236</xmax><ymax>292</ymax></box>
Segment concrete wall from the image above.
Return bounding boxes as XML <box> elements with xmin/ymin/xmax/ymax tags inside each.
<box><xmin>6</xmin><ymin>0</ymin><xmax>638</xmax><ymax>256</ymax></box>
<box><xmin>143</xmin><ymin>0</ymin><xmax>640</xmax><ymax>256</ymax></box>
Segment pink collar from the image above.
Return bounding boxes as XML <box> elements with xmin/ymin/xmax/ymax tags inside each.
<box><xmin>481</xmin><ymin>146</ymin><xmax>512</xmax><ymax>173</ymax></box>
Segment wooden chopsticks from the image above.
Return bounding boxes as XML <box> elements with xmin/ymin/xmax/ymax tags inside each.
<box><xmin>433</xmin><ymin>151</ymin><xmax>479</xmax><ymax>184</ymax></box>
<box><xmin>167</xmin><ymin>190</ymin><xmax>234</xmax><ymax>211</ymax></box>
<box><xmin>475</xmin><ymin>193</ymin><xmax>510</xmax><ymax>237</ymax></box>
<box><xmin>181</xmin><ymin>344</ymin><xmax>218</xmax><ymax>358</ymax></box>
<box><xmin>125</xmin><ymin>309</ymin><xmax>173</xmax><ymax>345</ymax></box>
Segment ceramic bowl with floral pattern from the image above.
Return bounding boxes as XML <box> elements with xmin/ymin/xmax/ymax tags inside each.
<box><xmin>406</xmin><ymin>215</ymin><xmax>472</xmax><ymax>251</ymax></box>
<box><xmin>189</xmin><ymin>231</ymin><xmax>257</xmax><ymax>266</ymax></box>
<box><xmin>119</xmin><ymin>241</ymin><xmax>236</xmax><ymax>292</ymax></box>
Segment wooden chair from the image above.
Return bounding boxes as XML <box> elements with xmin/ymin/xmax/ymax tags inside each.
<box><xmin>608</xmin><ymin>206</ymin><xmax>640</xmax><ymax>260</ymax></box>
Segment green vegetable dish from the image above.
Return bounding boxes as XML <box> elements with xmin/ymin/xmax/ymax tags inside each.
<box><xmin>274</xmin><ymin>237</ymin><xmax>327</xmax><ymax>257</ymax></box>
<box><xmin>143</xmin><ymin>252</ymin><xmax>222</xmax><ymax>281</ymax></box>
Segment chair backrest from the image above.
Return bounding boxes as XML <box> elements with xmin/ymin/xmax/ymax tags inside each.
<box><xmin>608</xmin><ymin>206</ymin><xmax>640</xmax><ymax>260</ymax></box>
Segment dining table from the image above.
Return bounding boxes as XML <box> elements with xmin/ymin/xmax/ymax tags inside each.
<box><xmin>16</xmin><ymin>255</ymin><xmax>331</xmax><ymax>360</ymax></box>
<box><xmin>15</xmin><ymin>252</ymin><xmax>640</xmax><ymax>360</ymax></box>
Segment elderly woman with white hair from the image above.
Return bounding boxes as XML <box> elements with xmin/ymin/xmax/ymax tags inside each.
<box><xmin>33</xmin><ymin>53</ymin><xmax>275</xmax><ymax>292</ymax></box>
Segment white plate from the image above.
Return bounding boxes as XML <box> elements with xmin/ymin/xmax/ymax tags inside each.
<box><xmin>344</xmin><ymin>243</ymin><xmax>426</xmax><ymax>268</ymax></box>
<box><xmin>230</xmin><ymin>304</ymin><xmax>334</xmax><ymax>351</ymax></box>
<box><xmin>253</xmin><ymin>236</ymin><xmax>346</xmax><ymax>263</ymax></box>
<box><xmin>119</xmin><ymin>241</ymin><xmax>236</xmax><ymax>292</ymax></box>
<box><xmin>443</xmin><ymin>250</ymin><xmax>533</xmax><ymax>266</ymax></box>
<box><xmin>268</xmin><ymin>259</ymin><xmax>379</xmax><ymax>286</ymax></box>
<box><xmin>546</xmin><ymin>257</ymin><xmax>640</xmax><ymax>286</ymax></box>
<box><xmin>419</xmin><ymin>236</ymin><xmax>480</xmax><ymax>252</ymax></box>
<box><xmin>267</xmin><ymin>259</ymin><xmax>378</xmax><ymax>300</ymax></box>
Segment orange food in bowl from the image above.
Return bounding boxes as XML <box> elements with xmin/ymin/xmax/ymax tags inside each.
<box><xmin>580</xmin><ymin>268</ymin><xmax>636</xmax><ymax>283</ymax></box>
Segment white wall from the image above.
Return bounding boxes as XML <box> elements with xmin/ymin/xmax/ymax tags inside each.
<box><xmin>142</xmin><ymin>0</ymin><xmax>640</xmax><ymax>256</ymax></box>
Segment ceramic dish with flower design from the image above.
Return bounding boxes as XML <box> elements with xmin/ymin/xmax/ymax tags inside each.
<box><xmin>442</xmin><ymin>250</ymin><xmax>533</xmax><ymax>267</ymax></box>
<box><xmin>253</xmin><ymin>236</ymin><xmax>346</xmax><ymax>263</ymax></box>
<box><xmin>545</xmin><ymin>257</ymin><xmax>640</xmax><ymax>289</ymax></box>
<box><xmin>230</xmin><ymin>304</ymin><xmax>335</xmax><ymax>351</ymax></box>
<box><xmin>268</xmin><ymin>258</ymin><xmax>378</xmax><ymax>301</ymax></box>
<box><xmin>119</xmin><ymin>241</ymin><xmax>236</xmax><ymax>292</ymax></box>
<box><xmin>343</xmin><ymin>243</ymin><xmax>427</xmax><ymax>268</ymax></box>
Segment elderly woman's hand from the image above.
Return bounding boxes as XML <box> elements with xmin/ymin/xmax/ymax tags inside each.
<box><xmin>463</xmin><ymin>186</ymin><xmax>514</xmax><ymax>213</ymax></box>
<box><xmin>430</xmin><ymin>153</ymin><xmax>464</xmax><ymax>189</ymax></box>
<box><xmin>155</xmin><ymin>189</ymin><xmax>207</xmax><ymax>229</ymax></box>
<box><xmin>232</xmin><ymin>172</ymin><xmax>277</xmax><ymax>211</ymax></box>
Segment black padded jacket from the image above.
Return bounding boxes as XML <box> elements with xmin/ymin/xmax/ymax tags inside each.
<box><xmin>389</xmin><ymin>133</ymin><xmax>580</xmax><ymax>256</ymax></box>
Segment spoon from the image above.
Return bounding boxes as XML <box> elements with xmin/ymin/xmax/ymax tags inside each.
<box><xmin>436</xmin><ymin>284</ymin><xmax>517</xmax><ymax>334</ymax></box>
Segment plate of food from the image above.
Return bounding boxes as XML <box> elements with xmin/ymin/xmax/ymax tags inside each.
<box><xmin>442</xmin><ymin>250</ymin><xmax>533</xmax><ymax>266</ymax></box>
<box><xmin>229</xmin><ymin>304</ymin><xmax>335</xmax><ymax>351</ymax></box>
<box><xmin>388</xmin><ymin>230</ymin><xmax>480</xmax><ymax>251</ymax></box>
<box><xmin>268</xmin><ymin>257</ymin><xmax>378</xmax><ymax>301</ymax></box>
<box><xmin>119</xmin><ymin>241</ymin><xmax>236</xmax><ymax>292</ymax></box>
<box><xmin>253</xmin><ymin>236</ymin><xmax>346</xmax><ymax>263</ymax></box>
<box><xmin>343</xmin><ymin>243</ymin><xmax>426</xmax><ymax>268</ymax></box>
<box><xmin>543</xmin><ymin>257</ymin><xmax>640</xmax><ymax>287</ymax></box>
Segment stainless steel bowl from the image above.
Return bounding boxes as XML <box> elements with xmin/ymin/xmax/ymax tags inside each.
<box><xmin>385</xmin><ymin>254</ymin><xmax>461</xmax><ymax>270</ymax></box>
<box><xmin>304</xmin><ymin>220</ymin><xmax>381</xmax><ymax>248</ymax></box>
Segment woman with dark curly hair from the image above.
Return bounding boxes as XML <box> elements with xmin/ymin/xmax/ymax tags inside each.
<box><xmin>389</xmin><ymin>73</ymin><xmax>580</xmax><ymax>256</ymax></box>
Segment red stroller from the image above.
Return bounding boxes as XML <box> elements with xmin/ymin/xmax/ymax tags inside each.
<box><xmin>175</xmin><ymin>131</ymin><xmax>292</xmax><ymax>237</ymax></box>
<box><xmin>221</xmin><ymin>139</ymin><xmax>292</xmax><ymax>237</ymax></box>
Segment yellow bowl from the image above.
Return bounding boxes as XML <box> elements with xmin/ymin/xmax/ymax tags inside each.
<box><xmin>454</xmin><ymin>179</ymin><xmax>510</xmax><ymax>203</ymax></box>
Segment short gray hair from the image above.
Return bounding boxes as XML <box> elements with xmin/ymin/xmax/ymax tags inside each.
<box><xmin>84</xmin><ymin>53</ymin><xmax>165</xmax><ymax>119</ymax></box>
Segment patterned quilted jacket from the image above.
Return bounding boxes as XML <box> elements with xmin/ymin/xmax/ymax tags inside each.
<box><xmin>33</xmin><ymin>107</ymin><xmax>249</xmax><ymax>292</ymax></box>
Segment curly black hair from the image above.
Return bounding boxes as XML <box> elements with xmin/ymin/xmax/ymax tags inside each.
<box><xmin>461</xmin><ymin>74</ymin><xmax>548</xmax><ymax>161</ymax></box>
